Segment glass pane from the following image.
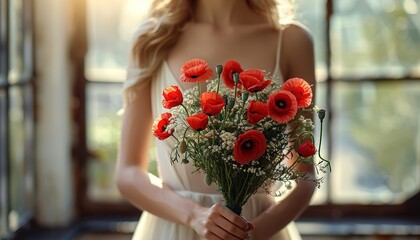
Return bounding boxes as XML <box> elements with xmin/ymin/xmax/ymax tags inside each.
<box><xmin>0</xmin><ymin>1</ymin><xmax>7</xmax><ymax>85</ymax></box>
<box><xmin>86</xmin><ymin>83</ymin><xmax>123</xmax><ymax>202</ymax></box>
<box><xmin>8</xmin><ymin>86</ymin><xmax>32</xmax><ymax>231</ymax></box>
<box><xmin>331</xmin><ymin>81</ymin><xmax>420</xmax><ymax>204</ymax></box>
<box><xmin>0</xmin><ymin>89</ymin><xmax>8</xmax><ymax>237</ymax></box>
<box><xmin>8</xmin><ymin>0</ymin><xmax>32</xmax><ymax>83</ymax></box>
<box><xmin>85</xmin><ymin>0</ymin><xmax>152</xmax><ymax>82</ymax></box>
<box><xmin>295</xmin><ymin>0</ymin><xmax>328</xmax><ymax>81</ymax></box>
<box><xmin>331</xmin><ymin>0</ymin><xmax>420</xmax><ymax>78</ymax></box>
<box><xmin>85</xmin><ymin>82</ymin><xmax>161</xmax><ymax>202</ymax></box>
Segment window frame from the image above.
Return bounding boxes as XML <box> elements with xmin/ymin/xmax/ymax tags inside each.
<box><xmin>70</xmin><ymin>0</ymin><xmax>139</xmax><ymax>217</ymax></box>
<box><xmin>0</xmin><ymin>0</ymin><xmax>11</xmax><ymax>237</ymax></box>
<box><xmin>300</xmin><ymin>0</ymin><xmax>420</xmax><ymax>220</ymax></box>
<box><xmin>0</xmin><ymin>0</ymin><xmax>36</xmax><ymax>238</ymax></box>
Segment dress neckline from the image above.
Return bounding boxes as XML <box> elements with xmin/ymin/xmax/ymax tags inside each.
<box><xmin>163</xmin><ymin>28</ymin><xmax>284</xmax><ymax>86</ymax></box>
<box><xmin>163</xmin><ymin>60</ymin><xmax>179</xmax><ymax>83</ymax></box>
<box><xmin>163</xmin><ymin>61</ymin><xmax>202</xmax><ymax>91</ymax></box>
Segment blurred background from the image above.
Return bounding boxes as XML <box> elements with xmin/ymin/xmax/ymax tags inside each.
<box><xmin>0</xmin><ymin>0</ymin><xmax>419</xmax><ymax>239</ymax></box>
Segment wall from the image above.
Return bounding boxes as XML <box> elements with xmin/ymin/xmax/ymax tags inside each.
<box><xmin>33</xmin><ymin>0</ymin><xmax>75</xmax><ymax>226</ymax></box>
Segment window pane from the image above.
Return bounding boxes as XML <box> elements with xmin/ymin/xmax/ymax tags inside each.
<box><xmin>295</xmin><ymin>0</ymin><xmax>328</xmax><ymax>81</ymax></box>
<box><xmin>85</xmin><ymin>0</ymin><xmax>152</xmax><ymax>82</ymax></box>
<box><xmin>86</xmin><ymin>83</ymin><xmax>123</xmax><ymax>202</ymax></box>
<box><xmin>86</xmin><ymin>83</ymin><xmax>158</xmax><ymax>202</ymax></box>
<box><xmin>0</xmin><ymin>89</ymin><xmax>8</xmax><ymax>237</ymax></box>
<box><xmin>0</xmin><ymin>1</ymin><xmax>7</xmax><ymax>85</ymax></box>
<box><xmin>8</xmin><ymin>86</ymin><xmax>32</xmax><ymax>231</ymax></box>
<box><xmin>331</xmin><ymin>0</ymin><xmax>420</xmax><ymax>78</ymax></box>
<box><xmin>331</xmin><ymin>81</ymin><xmax>420</xmax><ymax>204</ymax></box>
<box><xmin>8</xmin><ymin>0</ymin><xmax>32</xmax><ymax>83</ymax></box>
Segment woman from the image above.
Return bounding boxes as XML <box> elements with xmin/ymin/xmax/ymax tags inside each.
<box><xmin>116</xmin><ymin>0</ymin><xmax>316</xmax><ymax>239</ymax></box>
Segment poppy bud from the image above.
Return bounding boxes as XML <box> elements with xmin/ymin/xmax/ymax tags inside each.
<box><xmin>318</xmin><ymin>109</ymin><xmax>325</xmax><ymax>121</ymax></box>
<box><xmin>205</xmin><ymin>174</ymin><xmax>212</xmax><ymax>186</ymax></box>
<box><xmin>318</xmin><ymin>109</ymin><xmax>326</xmax><ymax>121</ymax></box>
<box><xmin>222</xmin><ymin>95</ymin><xmax>228</xmax><ymax>105</ymax></box>
<box><xmin>216</xmin><ymin>64</ymin><xmax>223</xmax><ymax>75</ymax></box>
<box><xmin>233</xmin><ymin>73</ymin><xmax>240</xmax><ymax>84</ymax></box>
<box><xmin>227</xmin><ymin>98</ymin><xmax>235</xmax><ymax>110</ymax></box>
<box><xmin>241</xmin><ymin>92</ymin><xmax>249</xmax><ymax>102</ymax></box>
<box><xmin>179</xmin><ymin>140</ymin><xmax>187</xmax><ymax>153</ymax></box>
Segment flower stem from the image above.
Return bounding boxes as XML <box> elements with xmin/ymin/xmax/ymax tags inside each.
<box><xmin>225</xmin><ymin>203</ymin><xmax>242</xmax><ymax>216</ymax></box>
<box><xmin>181</xmin><ymin>104</ymin><xmax>190</xmax><ymax>116</ymax></box>
<box><xmin>318</xmin><ymin>117</ymin><xmax>331</xmax><ymax>172</ymax></box>
<box><xmin>197</xmin><ymin>82</ymin><xmax>201</xmax><ymax>98</ymax></box>
<box><xmin>216</xmin><ymin>75</ymin><xmax>221</xmax><ymax>94</ymax></box>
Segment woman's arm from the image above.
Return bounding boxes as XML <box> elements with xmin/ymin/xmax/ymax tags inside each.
<box><xmin>116</xmin><ymin>80</ymin><xmax>197</xmax><ymax>225</ymax></box>
<box><xmin>115</xmin><ymin>77</ymin><xmax>249</xmax><ymax>240</ymax></box>
<box><xmin>250</xmin><ymin>23</ymin><xmax>317</xmax><ymax>239</ymax></box>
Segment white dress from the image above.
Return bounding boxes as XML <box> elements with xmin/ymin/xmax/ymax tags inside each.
<box><xmin>123</xmin><ymin>28</ymin><xmax>302</xmax><ymax>240</ymax></box>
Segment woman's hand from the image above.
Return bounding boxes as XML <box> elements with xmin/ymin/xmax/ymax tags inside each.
<box><xmin>189</xmin><ymin>203</ymin><xmax>250</xmax><ymax>240</ymax></box>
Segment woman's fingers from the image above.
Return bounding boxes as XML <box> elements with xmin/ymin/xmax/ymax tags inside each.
<box><xmin>212</xmin><ymin>204</ymin><xmax>248</xmax><ymax>229</ymax></box>
<box><xmin>202</xmin><ymin>229</ymin><xmax>223</xmax><ymax>240</ymax></box>
<box><xmin>204</xmin><ymin>219</ymin><xmax>247</xmax><ymax>240</ymax></box>
<box><xmin>209</xmin><ymin>204</ymin><xmax>249</xmax><ymax>239</ymax></box>
<box><xmin>191</xmin><ymin>203</ymin><xmax>251</xmax><ymax>240</ymax></box>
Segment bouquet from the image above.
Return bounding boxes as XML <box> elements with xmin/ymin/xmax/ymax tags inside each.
<box><xmin>152</xmin><ymin>59</ymin><xmax>330</xmax><ymax>215</ymax></box>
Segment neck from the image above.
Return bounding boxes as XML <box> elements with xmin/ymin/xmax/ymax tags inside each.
<box><xmin>193</xmin><ymin>0</ymin><xmax>265</xmax><ymax>27</ymax></box>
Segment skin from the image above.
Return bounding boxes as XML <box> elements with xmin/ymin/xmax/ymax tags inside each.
<box><xmin>116</xmin><ymin>0</ymin><xmax>316</xmax><ymax>239</ymax></box>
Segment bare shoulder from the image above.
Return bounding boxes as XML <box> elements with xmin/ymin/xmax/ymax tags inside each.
<box><xmin>281</xmin><ymin>21</ymin><xmax>314</xmax><ymax>50</ymax></box>
<box><xmin>280</xmin><ymin>21</ymin><xmax>316</xmax><ymax>83</ymax></box>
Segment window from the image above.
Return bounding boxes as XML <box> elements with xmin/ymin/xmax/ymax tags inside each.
<box><xmin>0</xmin><ymin>0</ymin><xmax>35</xmax><ymax>238</ymax></box>
<box><xmin>297</xmin><ymin>0</ymin><xmax>420</xmax><ymax>218</ymax></box>
<box><xmin>71</xmin><ymin>0</ymin><xmax>153</xmax><ymax>215</ymax></box>
<box><xmin>74</xmin><ymin>0</ymin><xmax>420</xmax><ymax>218</ymax></box>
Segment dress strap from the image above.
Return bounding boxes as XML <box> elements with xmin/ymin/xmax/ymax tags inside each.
<box><xmin>272</xmin><ymin>29</ymin><xmax>284</xmax><ymax>80</ymax></box>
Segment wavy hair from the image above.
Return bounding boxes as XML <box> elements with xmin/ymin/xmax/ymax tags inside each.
<box><xmin>129</xmin><ymin>0</ymin><xmax>294</xmax><ymax>89</ymax></box>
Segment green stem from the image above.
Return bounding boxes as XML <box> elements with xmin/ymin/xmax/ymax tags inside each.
<box><xmin>181</xmin><ymin>104</ymin><xmax>190</xmax><ymax>116</ymax></box>
<box><xmin>216</xmin><ymin>74</ymin><xmax>221</xmax><ymax>94</ymax></box>
<box><xmin>318</xmin><ymin>119</ymin><xmax>331</xmax><ymax>172</ymax></box>
<box><xmin>226</xmin><ymin>203</ymin><xmax>242</xmax><ymax>216</ymax></box>
<box><xmin>297</xmin><ymin>131</ymin><xmax>315</xmax><ymax>144</ymax></box>
<box><xmin>235</xmin><ymin>171</ymin><xmax>251</xmax><ymax>204</ymax></box>
<box><xmin>171</xmin><ymin>134</ymin><xmax>180</xmax><ymax>142</ymax></box>
<box><xmin>284</xmin><ymin>154</ymin><xmax>303</xmax><ymax>178</ymax></box>
<box><xmin>197</xmin><ymin>82</ymin><xmax>202</xmax><ymax>98</ymax></box>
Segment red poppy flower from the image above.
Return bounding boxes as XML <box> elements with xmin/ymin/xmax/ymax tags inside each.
<box><xmin>267</xmin><ymin>90</ymin><xmax>298</xmax><ymax>123</ymax></box>
<box><xmin>239</xmin><ymin>69</ymin><xmax>271</xmax><ymax>93</ymax></box>
<box><xmin>180</xmin><ymin>59</ymin><xmax>213</xmax><ymax>82</ymax></box>
<box><xmin>186</xmin><ymin>113</ymin><xmax>209</xmax><ymax>131</ymax></box>
<box><xmin>152</xmin><ymin>113</ymin><xmax>173</xmax><ymax>140</ymax></box>
<box><xmin>222</xmin><ymin>60</ymin><xmax>244</xmax><ymax>89</ymax></box>
<box><xmin>200</xmin><ymin>92</ymin><xmax>225</xmax><ymax>116</ymax></box>
<box><xmin>281</xmin><ymin>77</ymin><xmax>313</xmax><ymax>108</ymax></box>
<box><xmin>247</xmin><ymin>100</ymin><xmax>268</xmax><ymax>124</ymax></box>
<box><xmin>233</xmin><ymin>130</ymin><xmax>267</xmax><ymax>165</ymax></box>
<box><xmin>162</xmin><ymin>85</ymin><xmax>183</xmax><ymax>109</ymax></box>
<box><xmin>297</xmin><ymin>141</ymin><xmax>316</xmax><ymax>157</ymax></box>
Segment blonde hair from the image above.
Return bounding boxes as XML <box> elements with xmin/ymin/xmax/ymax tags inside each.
<box><xmin>130</xmin><ymin>0</ymin><xmax>294</xmax><ymax>87</ymax></box>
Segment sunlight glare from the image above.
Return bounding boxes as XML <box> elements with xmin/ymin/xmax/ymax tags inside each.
<box><xmin>404</xmin><ymin>0</ymin><xmax>418</xmax><ymax>15</ymax></box>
